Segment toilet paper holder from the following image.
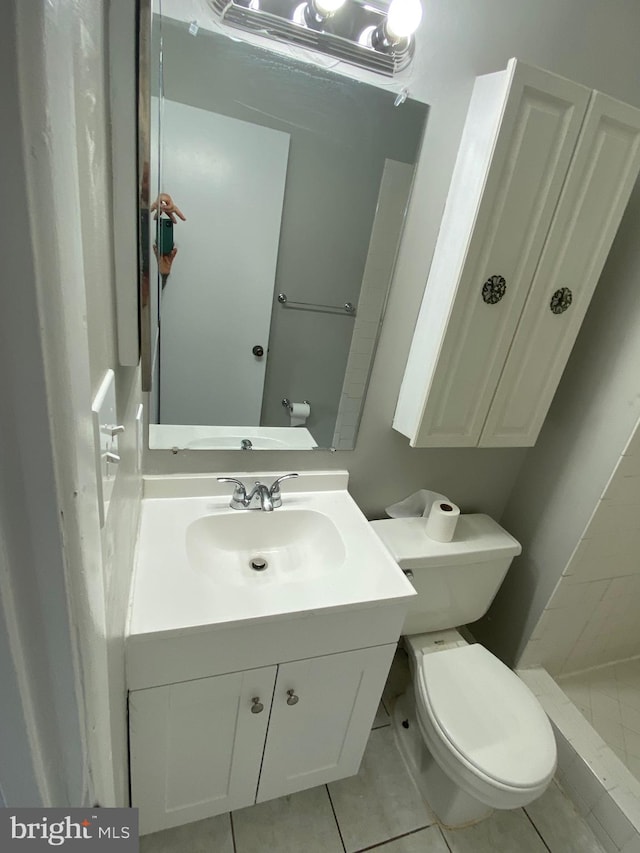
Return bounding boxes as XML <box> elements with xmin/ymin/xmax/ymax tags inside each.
<box><xmin>282</xmin><ymin>398</ymin><xmax>311</xmax><ymax>411</ymax></box>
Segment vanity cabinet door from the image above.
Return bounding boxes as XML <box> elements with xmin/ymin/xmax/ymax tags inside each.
<box><xmin>256</xmin><ymin>644</ymin><xmax>396</xmax><ymax>804</ymax></box>
<box><xmin>393</xmin><ymin>58</ymin><xmax>591</xmax><ymax>447</ymax></box>
<box><xmin>479</xmin><ymin>92</ymin><xmax>640</xmax><ymax>446</ymax></box>
<box><xmin>130</xmin><ymin>665</ymin><xmax>277</xmax><ymax>835</ymax></box>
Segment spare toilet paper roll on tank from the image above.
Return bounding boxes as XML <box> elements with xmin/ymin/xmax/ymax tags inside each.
<box><xmin>425</xmin><ymin>499</ymin><xmax>460</xmax><ymax>542</ymax></box>
<box><xmin>384</xmin><ymin>488</ymin><xmax>461</xmax><ymax>542</ymax></box>
<box><xmin>385</xmin><ymin>489</ymin><xmax>449</xmax><ymax>518</ymax></box>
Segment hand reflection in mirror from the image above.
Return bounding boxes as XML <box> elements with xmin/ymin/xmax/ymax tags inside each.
<box><xmin>151</xmin><ymin>193</ymin><xmax>186</xmax><ymax>287</ymax></box>
<box><xmin>153</xmin><ymin>244</ymin><xmax>178</xmax><ymax>287</ymax></box>
<box><xmin>151</xmin><ymin>192</ymin><xmax>186</xmax><ymax>224</ymax></box>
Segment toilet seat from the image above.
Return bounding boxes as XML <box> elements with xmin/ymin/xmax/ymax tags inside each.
<box><xmin>413</xmin><ymin>644</ymin><xmax>556</xmax><ymax>806</ymax></box>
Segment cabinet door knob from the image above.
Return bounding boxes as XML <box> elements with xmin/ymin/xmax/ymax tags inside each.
<box><xmin>251</xmin><ymin>697</ymin><xmax>264</xmax><ymax>714</ymax></box>
<box><xmin>286</xmin><ymin>689</ymin><xmax>299</xmax><ymax>706</ymax></box>
<box><xmin>550</xmin><ymin>287</ymin><xmax>572</xmax><ymax>314</ymax></box>
<box><xmin>482</xmin><ymin>274</ymin><xmax>507</xmax><ymax>304</ymax></box>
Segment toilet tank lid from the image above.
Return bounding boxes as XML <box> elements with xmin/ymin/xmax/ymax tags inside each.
<box><xmin>369</xmin><ymin>514</ymin><xmax>521</xmax><ymax>568</ymax></box>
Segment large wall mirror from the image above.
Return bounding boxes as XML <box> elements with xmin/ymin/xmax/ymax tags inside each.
<box><xmin>143</xmin><ymin>6</ymin><xmax>428</xmax><ymax>451</ymax></box>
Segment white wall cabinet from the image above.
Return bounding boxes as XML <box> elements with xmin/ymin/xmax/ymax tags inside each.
<box><xmin>394</xmin><ymin>58</ymin><xmax>640</xmax><ymax>448</ymax></box>
<box><xmin>129</xmin><ymin>644</ymin><xmax>396</xmax><ymax>835</ymax></box>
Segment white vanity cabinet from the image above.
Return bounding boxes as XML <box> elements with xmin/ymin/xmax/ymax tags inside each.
<box><xmin>129</xmin><ymin>644</ymin><xmax>396</xmax><ymax>835</ymax></box>
<box><xmin>129</xmin><ymin>665</ymin><xmax>276</xmax><ymax>833</ymax></box>
<box><xmin>256</xmin><ymin>645</ymin><xmax>395</xmax><ymax>803</ymax></box>
<box><xmin>394</xmin><ymin>58</ymin><xmax>640</xmax><ymax>448</ymax></box>
<box><xmin>127</xmin><ymin>476</ymin><xmax>415</xmax><ymax>836</ymax></box>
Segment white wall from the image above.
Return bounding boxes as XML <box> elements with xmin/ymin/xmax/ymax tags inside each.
<box><xmin>147</xmin><ymin>0</ymin><xmax>640</xmax><ymax>521</ymax></box>
<box><xmin>2</xmin><ymin>0</ymin><xmax>143</xmax><ymax>806</ymax></box>
<box><xmin>0</xmin><ymin>1</ymin><xmax>85</xmax><ymax>807</ymax></box>
<box><xmin>0</xmin><ymin>608</ymin><xmax>43</xmax><ymax>806</ymax></box>
<box><xmin>332</xmin><ymin>160</ymin><xmax>413</xmax><ymax>449</ymax></box>
<box><xmin>53</xmin><ymin>0</ymin><xmax>143</xmax><ymax>804</ymax></box>
<box><xmin>518</xmin><ymin>416</ymin><xmax>640</xmax><ymax>676</ymax></box>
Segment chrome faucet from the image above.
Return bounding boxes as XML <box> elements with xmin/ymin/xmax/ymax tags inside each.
<box><xmin>249</xmin><ymin>482</ymin><xmax>273</xmax><ymax>511</ymax></box>
<box><xmin>217</xmin><ymin>473</ymin><xmax>299</xmax><ymax>511</ymax></box>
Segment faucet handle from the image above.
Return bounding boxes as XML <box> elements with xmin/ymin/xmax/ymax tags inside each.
<box><xmin>269</xmin><ymin>473</ymin><xmax>299</xmax><ymax>499</ymax></box>
<box><xmin>217</xmin><ymin>476</ymin><xmax>246</xmax><ymax>490</ymax></box>
<box><xmin>217</xmin><ymin>477</ymin><xmax>248</xmax><ymax>509</ymax></box>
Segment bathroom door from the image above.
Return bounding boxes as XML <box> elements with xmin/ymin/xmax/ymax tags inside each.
<box><xmin>158</xmin><ymin>99</ymin><xmax>290</xmax><ymax>425</ymax></box>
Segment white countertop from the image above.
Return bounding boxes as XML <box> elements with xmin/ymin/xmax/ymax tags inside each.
<box><xmin>128</xmin><ymin>473</ymin><xmax>415</xmax><ymax>640</ymax></box>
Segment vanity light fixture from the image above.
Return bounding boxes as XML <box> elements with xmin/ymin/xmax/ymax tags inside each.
<box><xmin>366</xmin><ymin>0</ymin><xmax>423</xmax><ymax>50</ymax></box>
<box><xmin>208</xmin><ymin>0</ymin><xmax>422</xmax><ymax>76</ymax></box>
<box><xmin>293</xmin><ymin>0</ymin><xmax>348</xmax><ymax>28</ymax></box>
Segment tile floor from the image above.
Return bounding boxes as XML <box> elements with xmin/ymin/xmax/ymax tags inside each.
<box><xmin>142</xmin><ymin>696</ymin><xmax>608</xmax><ymax>853</ymax></box>
<box><xmin>561</xmin><ymin>657</ymin><xmax>640</xmax><ymax>778</ymax></box>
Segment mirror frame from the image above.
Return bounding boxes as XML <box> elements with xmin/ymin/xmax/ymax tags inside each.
<box><xmin>138</xmin><ymin>0</ymin><xmax>153</xmax><ymax>392</ymax></box>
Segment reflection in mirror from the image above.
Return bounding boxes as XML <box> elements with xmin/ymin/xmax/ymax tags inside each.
<box><xmin>145</xmin><ymin>12</ymin><xmax>427</xmax><ymax>450</ymax></box>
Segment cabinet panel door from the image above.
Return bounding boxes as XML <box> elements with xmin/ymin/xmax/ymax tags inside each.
<box><xmin>394</xmin><ymin>60</ymin><xmax>590</xmax><ymax>447</ymax></box>
<box><xmin>256</xmin><ymin>644</ymin><xmax>396</xmax><ymax>803</ymax></box>
<box><xmin>130</xmin><ymin>666</ymin><xmax>276</xmax><ymax>835</ymax></box>
<box><xmin>481</xmin><ymin>93</ymin><xmax>640</xmax><ymax>446</ymax></box>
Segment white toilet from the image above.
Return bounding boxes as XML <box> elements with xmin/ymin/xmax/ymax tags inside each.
<box><xmin>370</xmin><ymin>513</ymin><xmax>557</xmax><ymax>828</ymax></box>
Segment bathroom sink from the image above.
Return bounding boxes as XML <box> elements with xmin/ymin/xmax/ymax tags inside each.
<box><xmin>129</xmin><ymin>471</ymin><xmax>415</xmax><ymax>639</ymax></box>
<box><xmin>148</xmin><ymin>424</ymin><xmax>318</xmax><ymax>450</ymax></box>
<box><xmin>186</xmin><ymin>509</ymin><xmax>346</xmax><ymax>586</ymax></box>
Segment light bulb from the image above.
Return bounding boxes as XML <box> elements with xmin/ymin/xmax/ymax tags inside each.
<box><xmin>314</xmin><ymin>0</ymin><xmax>346</xmax><ymax>14</ymax></box>
<box><xmin>386</xmin><ymin>0</ymin><xmax>422</xmax><ymax>40</ymax></box>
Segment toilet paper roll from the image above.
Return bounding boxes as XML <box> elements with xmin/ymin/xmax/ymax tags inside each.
<box><xmin>386</xmin><ymin>490</ymin><xmax>449</xmax><ymax>519</ymax></box>
<box><xmin>289</xmin><ymin>401</ymin><xmax>310</xmax><ymax>427</ymax></box>
<box><xmin>425</xmin><ymin>499</ymin><xmax>460</xmax><ymax>542</ymax></box>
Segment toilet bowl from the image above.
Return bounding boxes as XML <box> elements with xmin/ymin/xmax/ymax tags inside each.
<box><xmin>370</xmin><ymin>515</ymin><xmax>557</xmax><ymax>827</ymax></box>
<box><xmin>404</xmin><ymin>635</ymin><xmax>556</xmax><ymax>825</ymax></box>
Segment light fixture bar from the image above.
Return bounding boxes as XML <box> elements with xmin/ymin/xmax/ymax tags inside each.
<box><xmin>208</xmin><ymin>0</ymin><xmax>418</xmax><ymax>76</ymax></box>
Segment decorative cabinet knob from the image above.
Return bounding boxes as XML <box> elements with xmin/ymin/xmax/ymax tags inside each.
<box><xmin>286</xmin><ymin>689</ymin><xmax>299</xmax><ymax>706</ymax></box>
<box><xmin>482</xmin><ymin>275</ymin><xmax>507</xmax><ymax>304</ymax></box>
<box><xmin>550</xmin><ymin>287</ymin><xmax>572</xmax><ymax>314</ymax></box>
<box><xmin>252</xmin><ymin>345</ymin><xmax>264</xmax><ymax>357</ymax></box>
<box><xmin>251</xmin><ymin>697</ymin><xmax>264</xmax><ymax>714</ymax></box>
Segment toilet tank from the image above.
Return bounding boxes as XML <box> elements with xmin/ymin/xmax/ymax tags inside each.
<box><xmin>370</xmin><ymin>514</ymin><xmax>521</xmax><ymax>635</ymax></box>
